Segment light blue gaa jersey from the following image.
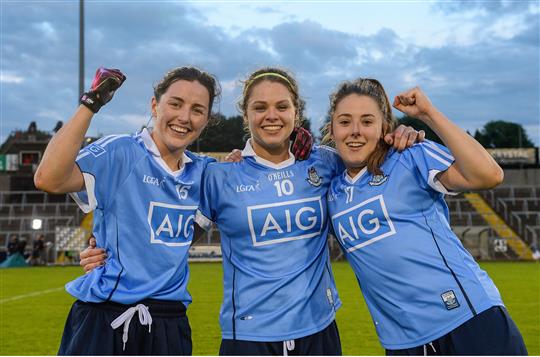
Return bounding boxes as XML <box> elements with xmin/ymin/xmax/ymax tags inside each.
<box><xmin>327</xmin><ymin>140</ymin><xmax>504</xmax><ymax>350</ymax></box>
<box><xmin>196</xmin><ymin>141</ymin><xmax>344</xmax><ymax>342</ymax></box>
<box><xmin>66</xmin><ymin>128</ymin><xmax>214</xmax><ymax>305</ymax></box>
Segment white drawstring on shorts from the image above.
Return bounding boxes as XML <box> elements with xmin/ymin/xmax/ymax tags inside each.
<box><xmin>423</xmin><ymin>341</ymin><xmax>436</xmax><ymax>355</ymax></box>
<box><xmin>283</xmin><ymin>340</ymin><xmax>295</xmax><ymax>356</ymax></box>
<box><xmin>110</xmin><ymin>304</ymin><xmax>153</xmax><ymax>351</ymax></box>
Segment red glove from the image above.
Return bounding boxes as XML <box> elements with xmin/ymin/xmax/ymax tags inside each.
<box><xmin>80</xmin><ymin>68</ymin><xmax>126</xmax><ymax>113</ymax></box>
<box><xmin>290</xmin><ymin>127</ymin><xmax>313</xmax><ymax>161</ymax></box>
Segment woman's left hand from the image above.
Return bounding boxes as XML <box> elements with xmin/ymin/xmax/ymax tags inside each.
<box><xmin>393</xmin><ymin>86</ymin><xmax>436</xmax><ymax>122</ymax></box>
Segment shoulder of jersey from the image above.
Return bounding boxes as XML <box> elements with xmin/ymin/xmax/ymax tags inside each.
<box><xmin>396</xmin><ymin>140</ymin><xmax>440</xmax><ymax>159</ymax></box>
<box><xmin>314</xmin><ymin>144</ymin><xmax>338</xmax><ymax>154</ymax></box>
<box><xmin>85</xmin><ymin>134</ymin><xmax>136</xmax><ymax>154</ymax></box>
<box><xmin>201</xmin><ymin>160</ymin><xmax>235</xmax><ymax>183</ymax></box>
<box><xmin>330</xmin><ymin>169</ymin><xmax>345</xmax><ymax>185</ymax></box>
<box><xmin>389</xmin><ymin>140</ymin><xmax>444</xmax><ymax>168</ymax></box>
<box><xmin>311</xmin><ymin>144</ymin><xmax>339</xmax><ymax>163</ymax></box>
<box><xmin>327</xmin><ymin>172</ymin><xmax>345</xmax><ymax>197</ymax></box>
<box><xmin>184</xmin><ymin>150</ymin><xmax>218</xmax><ymax>165</ymax></box>
<box><xmin>93</xmin><ymin>133</ymin><xmax>133</xmax><ymax>147</ymax></box>
<box><xmin>207</xmin><ymin>159</ymin><xmax>241</xmax><ymax>171</ymax></box>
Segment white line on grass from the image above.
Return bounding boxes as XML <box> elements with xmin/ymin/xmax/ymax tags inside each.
<box><xmin>0</xmin><ymin>287</ymin><xmax>64</xmax><ymax>304</ymax></box>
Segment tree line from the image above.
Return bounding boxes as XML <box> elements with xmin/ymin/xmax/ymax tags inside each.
<box><xmin>188</xmin><ymin>114</ymin><xmax>534</xmax><ymax>153</ymax></box>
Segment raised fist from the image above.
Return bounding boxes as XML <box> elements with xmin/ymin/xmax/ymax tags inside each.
<box><xmin>80</xmin><ymin>67</ymin><xmax>126</xmax><ymax>113</ymax></box>
<box><xmin>392</xmin><ymin>86</ymin><xmax>436</xmax><ymax>122</ymax></box>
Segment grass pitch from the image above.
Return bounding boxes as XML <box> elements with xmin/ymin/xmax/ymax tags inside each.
<box><xmin>0</xmin><ymin>262</ymin><xmax>538</xmax><ymax>355</ymax></box>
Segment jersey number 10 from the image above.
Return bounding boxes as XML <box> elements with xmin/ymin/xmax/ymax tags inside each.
<box><xmin>273</xmin><ymin>179</ymin><xmax>294</xmax><ymax>197</ymax></box>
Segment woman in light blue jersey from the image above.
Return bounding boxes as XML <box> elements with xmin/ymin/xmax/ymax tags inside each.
<box><xmin>324</xmin><ymin>78</ymin><xmax>527</xmax><ymax>355</ymax></box>
<box><xmin>35</xmin><ymin>66</ymin><xmax>221</xmax><ymax>355</ymax></box>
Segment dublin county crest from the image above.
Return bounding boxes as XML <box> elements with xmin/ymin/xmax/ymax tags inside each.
<box><xmin>368</xmin><ymin>174</ymin><xmax>388</xmax><ymax>186</ymax></box>
<box><xmin>306</xmin><ymin>166</ymin><xmax>322</xmax><ymax>187</ymax></box>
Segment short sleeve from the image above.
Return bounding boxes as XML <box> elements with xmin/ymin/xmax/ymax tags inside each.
<box><xmin>203</xmin><ymin>155</ymin><xmax>218</xmax><ymax>166</ymax></box>
<box><xmin>401</xmin><ymin>140</ymin><xmax>457</xmax><ymax>195</ymax></box>
<box><xmin>195</xmin><ymin>164</ymin><xmax>217</xmax><ymax>231</ymax></box>
<box><xmin>70</xmin><ymin>135</ymin><xmax>134</xmax><ymax>213</ymax></box>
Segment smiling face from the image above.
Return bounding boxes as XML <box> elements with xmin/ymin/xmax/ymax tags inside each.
<box><xmin>331</xmin><ymin>94</ymin><xmax>384</xmax><ymax>176</ymax></box>
<box><xmin>245</xmin><ymin>80</ymin><xmax>296</xmax><ymax>159</ymax></box>
<box><xmin>151</xmin><ymin>79</ymin><xmax>210</xmax><ymax>157</ymax></box>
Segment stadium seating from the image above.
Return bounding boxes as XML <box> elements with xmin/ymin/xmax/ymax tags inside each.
<box><xmin>445</xmin><ymin>190</ymin><xmax>537</xmax><ymax>260</ymax></box>
<box><xmin>2</xmin><ymin>185</ymin><xmax>538</xmax><ymax>264</ymax></box>
<box><xmin>0</xmin><ymin>191</ymin><xmax>84</xmax><ymax>262</ymax></box>
<box><xmin>525</xmin><ymin>226</ymin><xmax>540</xmax><ymax>248</ymax></box>
<box><xmin>446</xmin><ymin>196</ymin><xmax>489</xmax><ymax>226</ymax></box>
<box><xmin>483</xmin><ymin>186</ymin><xmax>540</xmax><ymax>249</ymax></box>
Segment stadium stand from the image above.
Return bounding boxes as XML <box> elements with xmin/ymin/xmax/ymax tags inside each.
<box><xmin>481</xmin><ymin>186</ymin><xmax>540</xmax><ymax>250</ymax></box>
<box><xmin>0</xmin><ymin>191</ymin><xmax>85</xmax><ymax>264</ymax></box>
<box><xmin>1</xmin><ymin>187</ymin><xmax>538</xmax><ymax>264</ymax></box>
<box><xmin>444</xmin><ymin>194</ymin><xmax>520</xmax><ymax>260</ymax></box>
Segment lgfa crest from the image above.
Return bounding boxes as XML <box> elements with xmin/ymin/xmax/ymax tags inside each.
<box><xmin>306</xmin><ymin>166</ymin><xmax>322</xmax><ymax>187</ymax></box>
<box><xmin>368</xmin><ymin>174</ymin><xmax>389</xmax><ymax>186</ymax></box>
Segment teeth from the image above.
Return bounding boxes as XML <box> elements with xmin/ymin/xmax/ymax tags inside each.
<box><xmin>263</xmin><ymin>126</ymin><xmax>282</xmax><ymax>130</ymax></box>
<box><xmin>347</xmin><ymin>143</ymin><xmax>364</xmax><ymax>147</ymax></box>
<box><xmin>170</xmin><ymin>125</ymin><xmax>189</xmax><ymax>134</ymax></box>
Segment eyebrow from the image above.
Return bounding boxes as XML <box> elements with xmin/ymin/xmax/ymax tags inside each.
<box><xmin>169</xmin><ymin>96</ymin><xmax>208</xmax><ymax>109</ymax></box>
<box><xmin>336</xmin><ymin>113</ymin><xmax>376</xmax><ymax>118</ymax></box>
<box><xmin>250</xmin><ymin>99</ymin><xmax>290</xmax><ymax>105</ymax></box>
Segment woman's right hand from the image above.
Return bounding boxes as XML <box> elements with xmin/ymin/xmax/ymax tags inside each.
<box><xmin>80</xmin><ymin>237</ymin><xmax>107</xmax><ymax>273</ymax></box>
<box><xmin>80</xmin><ymin>68</ymin><xmax>126</xmax><ymax>113</ymax></box>
<box><xmin>224</xmin><ymin>149</ymin><xmax>243</xmax><ymax>163</ymax></box>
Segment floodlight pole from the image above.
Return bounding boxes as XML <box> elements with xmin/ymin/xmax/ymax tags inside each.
<box><xmin>79</xmin><ymin>0</ymin><xmax>85</xmax><ymax>100</ymax></box>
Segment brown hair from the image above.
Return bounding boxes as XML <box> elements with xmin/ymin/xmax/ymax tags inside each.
<box><xmin>154</xmin><ymin>66</ymin><xmax>221</xmax><ymax>122</ymax></box>
<box><xmin>322</xmin><ymin>78</ymin><xmax>396</xmax><ymax>176</ymax></box>
<box><xmin>238</xmin><ymin>67</ymin><xmax>305</xmax><ymax>132</ymax></box>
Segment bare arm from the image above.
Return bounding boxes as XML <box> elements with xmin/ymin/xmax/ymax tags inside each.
<box><xmin>393</xmin><ymin>87</ymin><xmax>503</xmax><ymax>191</ymax></box>
<box><xmin>34</xmin><ymin>106</ymin><xmax>93</xmax><ymax>193</ymax></box>
<box><xmin>34</xmin><ymin>68</ymin><xmax>126</xmax><ymax>194</ymax></box>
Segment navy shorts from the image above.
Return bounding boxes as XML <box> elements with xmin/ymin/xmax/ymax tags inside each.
<box><xmin>58</xmin><ymin>299</ymin><xmax>192</xmax><ymax>355</ymax></box>
<box><xmin>386</xmin><ymin>306</ymin><xmax>527</xmax><ymax>355</ymax></box>
<box><xmin>219</xmin><ymin>320</ymin><xmax>342</xmax><ymax>355</ymax></box>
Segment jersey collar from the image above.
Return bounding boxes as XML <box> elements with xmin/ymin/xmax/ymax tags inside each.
<box><xmin>241</xmin><ymin>139</ymin><xmax>295</xmax><ymax>169</ymax></box>
<box><xmin>345</xmin><ymin>166</ymin><xmax>368</xmax><ymax>184</ymax></box>
<box><xmin>138</xmin><ymin>128</ymin><xmax>192</xmax><ymax>175</ymax></box>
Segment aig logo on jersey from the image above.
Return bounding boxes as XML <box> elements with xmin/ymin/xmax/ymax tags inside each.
<box><xmin>147</xmin><ymin>201</ymin><xmax>197</xmax><ymax>246</ymax></box>
<box><xmin>331</xmin><ymin>195</ymin><xmax>396</xmax><ymax>252</ymax></box>
<box><xmin>247</xmin><ymin>197</ymin><xmax>323</xmax><ymax>246</ymax></box>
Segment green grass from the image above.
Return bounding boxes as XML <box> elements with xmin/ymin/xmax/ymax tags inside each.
<box><xmin>0</xmin><ymin>262</ymin><xmax>538</xmax><ymax>355</ymax></box>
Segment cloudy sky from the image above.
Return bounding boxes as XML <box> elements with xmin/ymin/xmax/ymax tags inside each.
<box><xmin>2</xmin><ymin>0</ymin><xmax>539</xmax><ymax>145</ymax></box>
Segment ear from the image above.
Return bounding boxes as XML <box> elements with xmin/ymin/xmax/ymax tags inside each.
<box><xmin>150</xmin><ymin>97</ymin><xmax>158</xmax><ymax>118</ymax></box>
